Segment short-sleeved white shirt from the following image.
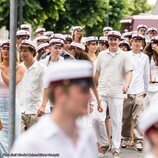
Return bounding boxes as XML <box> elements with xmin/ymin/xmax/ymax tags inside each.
<box><xmin>18</xmin><ymin>61</ymin><xmax>47</xmax><ymax>114</ymax></box>
<box><xmin>11</xmin><ymin>115</ymin><xmax>98</xmax><ymax>158</ymax></box>
<box><xmin>96</xmin><ymin>48</ymin><xmax>133</xmax><ymax>98</ymax></box>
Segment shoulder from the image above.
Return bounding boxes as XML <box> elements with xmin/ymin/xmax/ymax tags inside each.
<box><xmin>98</xmin><ymin>50</ymin><xmax>108</xmax><ymax>58</ymax></box>
<box><xmin>39</xmin><ymin>55</ymin><xmax>50</xmax><ymax>65</ymax></box>
<box><xmin>16</xmin><ymin>63</ymin><xmax>26</xmax><ymax>74</ymax></box>
<box><xmin>11</xmin><ymin>116</ymin><xmax>51</xmax><ymax>152</ymax></box>
<box><xmin>142</xmin><ymin>52</ymin><xmax>149</xmax><ymax>59</ymax></box>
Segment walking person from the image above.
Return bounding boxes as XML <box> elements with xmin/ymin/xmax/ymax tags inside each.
<box><xmin>95</xmin><ymin>31</ymin><xmax>133</xmax><ymax>158</ymax></box>
<box><xmin>0</xmin><ymin>40</ymin><xmax>25</xmax><ymax>156</ymax></box>
<box><xmin>11</xmin><ymin>60</ymin><xmax>98</xmax><ymax>158</ymax></box>
<box><xmin>144</xmin><ymin>36</ymin><xmax>158</xmax><ymax>107</ymax></box>
<box><xmin>18</xmin><ymin>40</ymin><xmax>48</xmax><ymax>133</ymax></box>
<box><xmin>121</xmin><ymin>34</ymin><xmax>150</xmax><ymax>151</ymax></box>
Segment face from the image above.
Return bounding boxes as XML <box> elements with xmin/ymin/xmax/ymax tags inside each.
<box><xmin>151</xmin><ymin>42</ymin><xmax>158</xmax><ymax>52</ymax></box>
<box><xmin>99</xmin><ymin>42</ymin><xmax>108</xmax><ymax>51</ymax></box>
<box><xmin>36</xmin><ymin>32</ymin><xmax>44</xmax><ymax>37</ymax></box>
<box><xmin>1</xmin><ymin>47</ymin><xmax>9</xmax><ymax>60</ymax></box>
<box><xmin>108</xmin><ymin>37</ymin><xmax>120</xmax><ymax>50</ymax></box>
<box><xmin>131</xmin><ymin>39</ymin><xmax>143</xmax><ymax>50</ymax></box>
<box><xmin>87</xmin><ymin>42</ymin><xmax>98</xmax><ymax>53</ymax></box>
<box><xmin>63</xmin><ymin>41</ymin><xmax>72</xmax><ymax>51</ymax></box>
<box><xmin>148</xmin><ymin>31</ymin><xmax>158</xmax><ymax>39</ymax></box>
<box><xmin>103</xmin><ymin>31</ymin><xmax>110</xmax><ymax>36</ymax></box>
<box><xmin>62</xmin><ymin>84</ymin><xmax>91</xmax><ymax>117</ymax></box>
<box><xmin>73</xmin><ymin>29</ymin><xmax>82</xmax><ymax>38</ymax></box>
<box><xmin>37</xmin><ymin>41</ymin><xmax>46</xmax><ymax>46</ymax></box>
<box><xmin>16</xmin><ymin>37</ymin><xmax>29</xmax><ymax>46</ymax></box>
<box><xmin>50</xmin><ymin>45</ymin><xmax>63</xmax><ymax>57</ymax></box>
<box><xmin>138</xmin><ymin>28</ymin><xmax>146</xmax><ymax>35</ymax></box>
<box><xmin>119</xmin><ymin>44</ymin><xmax>128</xmax><ymax>52</ymax></box>
<box><xmin>20</xmin><ymin>47</ymin><xmax>34</xmax><ymax>62</ymax></box>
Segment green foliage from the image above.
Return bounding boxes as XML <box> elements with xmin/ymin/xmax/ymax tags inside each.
<box><xmin>128</xmin><ymin>0</ymin><xmax>152</xmax><ymax>15</ymax></box>
<box><xmin>0</xmin><ymin>0</ymin><xmax>153</xmax><ymax>36</ymax></box>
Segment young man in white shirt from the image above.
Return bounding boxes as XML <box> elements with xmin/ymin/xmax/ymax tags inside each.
<box><xmin>39</xmin><ymin>38</ymin><xmax>64</xmax><ymax>67</ymax></box>
<box><xmin>11</xmin><ymin>60</ymin><xmax>98</xmax><ymax>158</ymax></box>
<box><xmin>95</xmin><ymin>31</ymin><xmax>133</xmax><ymax>158</ymax></box>
<box><xmin>18</xmin><ymin>40</ymin><xmax>48</xmax><ymax>133</ymax></box>
<box><xmin>121</xmin><ymin>34</ymin><xmax>150</xmax><ymax>151</ymax></box>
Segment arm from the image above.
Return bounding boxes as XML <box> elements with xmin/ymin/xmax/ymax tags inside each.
<box><xmin>1</xmin><ymin>64</ymin><xmax>25</xmax><ymax>86</ymax></box>
<box><xmin>93</xmin><ymin>70</ymin><xmax>103</xmax><ymax>112</ymax></box>
<box><xmin>37</xmin><ymin>88</ymin><xmax>49</xmax><ymax>117</ymax></box>
<box><xmin>122</xmin><ymin>70</ymin><xmax>132</xmax><ymax>94</ymax></box>
<box><xmin>144</xmin><ymin>57</ymin><xmax>150</xmax><ymax>94</ymax></box>
<box><xmin>94</xmin><ymin>70</ymin><xmax>100</xmax><ymax>87</ymax></box>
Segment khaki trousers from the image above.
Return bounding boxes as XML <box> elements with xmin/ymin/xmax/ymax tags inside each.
<box><xmin>21</xmin><ymin>113</ymin><xmax>38</xmax><ymax>133</ymax></box>
<box><xmin>122</xmin><ymin>93</ymin><xmax>144</xmax><ymax>142</ymax></box>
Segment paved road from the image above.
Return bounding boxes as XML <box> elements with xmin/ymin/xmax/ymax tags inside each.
<box><xmin>106</xmin><ymin>148</ymin><xmax>144</xmax><ymax>158</ymax></box>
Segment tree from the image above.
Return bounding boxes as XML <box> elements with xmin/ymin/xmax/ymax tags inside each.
<box><xmin>128</xmin><ymin>0</ymin><xmax>152</xmax><ymax>15</ymax></box>
<box><xmin>0</xmin><ymin>0</ymin><xmax>153</xmax><ymax>36</ymax></box>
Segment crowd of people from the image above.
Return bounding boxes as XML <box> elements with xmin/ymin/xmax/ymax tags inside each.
<box><xmin>0</xmin><ymin>24</ymin><xmax>158</xmax><ymax>158</ymax></box>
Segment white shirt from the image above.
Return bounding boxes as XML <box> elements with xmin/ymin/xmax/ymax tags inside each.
<box><xmin>96</xmin><ymin>48</ymin><xmax>133</xmax><ymax>98</ymax></box>
<box><xmin>39</xmin><ymin>55</ymin><xmax>64</xmax><ymax>109</ymax></box>
<box><xmin>127</xmin><ymin>51</ymin><xmax>150</xmax><ymax>94</ymax></box>
<box><xmin>39</xmin><ymin>55</ymin><xmax>64</xmax><ymax>68</ymax></box>
<box><xmin>145</xmin><ymin>153</ymin><xmax>156</xmax><ymax>158</ymax></box>
<box><xmin>11</xmin><ymin>115</ymin><xmax>98</xmax><ymax>158</ymax></box>
<box><xmin>18</xmin><ymin>61</ymin><xmax>47</xmax><ymax>114</ymax></box>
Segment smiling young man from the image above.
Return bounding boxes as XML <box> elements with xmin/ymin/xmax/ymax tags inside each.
<box><xmin>121</xmin><ymin>34</ymin><xmax>150</xmax><ymax>151</ymax></box>
<box><xmin>39</xmin><ymin>38</ymin><xmax>64</xmax><ymax>67</ymax></box>
<box><xmin>18</xmin><ymin>40</ymin><xmax>48</xmax><ymax>132</ymax></box>
<box><xmin>95</xmin><ymin>31</ymin><xmax>133</xmax><ymax>158</ymax></box>
<box><xmin>11</xmin><ymin>60</ymin><xmax>98</xmax><ymax>158</ymax></box>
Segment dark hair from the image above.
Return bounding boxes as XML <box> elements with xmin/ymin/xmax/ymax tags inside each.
<box><xmin>20</xmin><ymin>46</ymin><xmax>37</xmax><ymax>57</ymax></box>
<box><xmin>144</xmin><ymin>42</ymin><xmax>158</xmax><ymax>66</ymax></box>
<box><xmin>74</xmin><ymin>51</ymin><xmax>91</xmax><ymax>61</ymax></box>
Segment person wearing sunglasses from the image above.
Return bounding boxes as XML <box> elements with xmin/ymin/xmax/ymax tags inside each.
<box><xmin>11</xmin><ymin>60</ymin><xmax>98</xmax><ymax>158</ymax></box>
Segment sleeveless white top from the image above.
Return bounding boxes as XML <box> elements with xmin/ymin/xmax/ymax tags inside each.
<box><xmin>0</xmin><ymin>71</ymin><xmax>9</xmax><ymax>96</ymax></box>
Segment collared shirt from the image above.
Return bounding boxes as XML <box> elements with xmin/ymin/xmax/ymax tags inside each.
<box><xmin>39</xmin><ymin>55</ymin><xmax>64</xmax><ymax>109</ymax></box>
<box><xmin>127</xmin><ymin>51</ymin><xmax>150</xmax><ymax>94</ymax></box>
<box><xmin>11</xmin><ymin>115</ymin><xmax>98</xmax><ymax>158</ymax></box>
<box><xmin>18</xmin><ymin>61</ymin><xmax>46</xmax><ymax>114</ymax></box>
<box><xmin>39</xmin><ymin>54</ymin><xmax>64</xmax><ymax>68</ymax></box>
<box><xmin>61</xmin><ymin>50</ymin><xmax>75</xmax><ymax>60</ymax></box>
<box><xmin>96</xmin><ymin>48</ymin><xmax>133</xmax><ymax>98</ymax></box>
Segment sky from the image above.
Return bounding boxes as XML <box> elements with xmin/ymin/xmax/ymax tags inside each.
<box><xmin>148</xmin><ymin>0</ymin><xmax>157</xmax><ymax>5</ymax></box>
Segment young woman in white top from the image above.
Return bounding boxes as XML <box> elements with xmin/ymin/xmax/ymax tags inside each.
<box><xmin>144</xmin><ymin>36</ymin><xmax>158</xmax><ymax>107</ymax></box>
<box><xmin>0</xmin><ymin>40</ymin><xmax>25</xmax><ymax>156</ymax></box>
<box><xmin>72</xmin><ymin>26</ymin><xmax>83</xmax><ymax>43</ymax></box>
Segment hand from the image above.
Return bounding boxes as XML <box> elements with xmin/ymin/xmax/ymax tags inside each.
<box><xmin>37</xmin><ymin>105</ymin><xmax>45</xmax><ymax>117</ymax></box>
<box><xmin>89</xmin><ymin>104</ymin><xmax>94</xmax><ymax>113</ymax></box>
<box><xmin>97</xmin><ymin>103</ymin><xmax>103</xmax><ymax>113</ymax></box>
<box><xmin>122</xmin><ymin>85</ymin><xmax>129</xmax><ymax>94</ymax></box>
